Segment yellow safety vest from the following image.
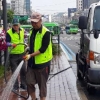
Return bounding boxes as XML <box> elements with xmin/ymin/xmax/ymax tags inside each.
<box><xmin>30</xmin><ymin>26</ymin><xmax>52</xmax><ymax>64</ymax></box>
<box><xmin>7</xmin><ymin>28</ymin><xmax>25</xmax><ymax>54</ymax></box>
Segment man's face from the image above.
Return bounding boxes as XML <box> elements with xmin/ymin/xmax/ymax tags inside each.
<box><xmin>12</xmin><ymin>24</ymin><xmax>20</xmax><ymax>31</ymax></box>
<box><xmin>31</xmin><ymin>19</ymin><xmax>42</xmax><ymax>29</ymax></box>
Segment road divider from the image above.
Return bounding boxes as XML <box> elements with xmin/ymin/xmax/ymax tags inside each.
<box><xmin>60</xmin><ymin>41</ymin><xmax>75</xmax><ymax>60</ymax></box>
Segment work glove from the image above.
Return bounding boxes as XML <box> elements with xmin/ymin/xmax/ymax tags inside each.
<box><xmin>12</xmin><ymin>44</ymin><xmax>17</xmax><ymax>48</ymax></box>
<box><xmin>23</xmin><ymin>54</ymin><xmax>31</xmax><ymax>61</ymax></box>
<box><xmin>6</xmin><ymin>43</ymin><xmax>17</xmax><ymax>48</ymax></box>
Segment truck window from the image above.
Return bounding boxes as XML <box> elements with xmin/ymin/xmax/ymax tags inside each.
<box><xmin>93</xmin><ymin>6</ymin><xmax>100</xmax><ymax>30</ymax></box>
<box><xmin>87</xmin><ymin>8</ymin><xmax>92</xmax><ymax>31</ymax></box>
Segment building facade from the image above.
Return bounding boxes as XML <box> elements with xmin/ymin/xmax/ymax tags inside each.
<box><xmin>11</xmin><ymin>0</ymin><xmax>26</xmax><ymax>15</ymax></box>
<box><xmin>82</xmin><ymin>0</ymin><xmax>100</xmax><ymax>10</ymax></box>
<box><xmin>0</xmin><ymin>0</ymin><xmax>2</xmax><ymax>11</ymax></box>
<box><xmin>7</xmin><ymin>3</ymin><xmax>11</xmax><ymax>10</ymax></box>
<box><xmin>83</xmin><ymin>0</ymin><xmax>89</xmax><ymax>10</ymax></box>
<box><xmin>68</xmin><ymin>8</ymin><xmax>77</xmax><ymax>17</ymax></box>
<box><xmin>89</xmin><ymin>0</ymin><xmax>100</xmax><ymax>6</ymax></box>
<box><xmin>0</xmin><ymin>0</ymin><xmax>2</xmax><ymax>24</ymax></box>
<box><xmin>24</xmin><ymin>0</ymin><xmax>31</xmax><ymax>15</ymax></box>
<box><xmin>76</xmin><ymin>0</ymin><xmax>83</xmax><ymax>11</ymax></box>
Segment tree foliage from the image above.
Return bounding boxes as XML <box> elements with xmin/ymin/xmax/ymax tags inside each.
<box><xmin>7</xmin><ymin>10</ymin><xmax>14</xmax><ymax>23</ymax></box>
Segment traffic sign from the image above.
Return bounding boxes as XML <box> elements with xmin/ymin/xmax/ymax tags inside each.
<box><xmin>13</xmin><ymin>15</ymin><xmax>28</xmax><ymax>21</ymax></box>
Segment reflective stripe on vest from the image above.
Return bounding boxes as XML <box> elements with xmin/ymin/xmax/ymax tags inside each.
<box><xmin>30</xmin><ymin>26</ymin><xmax>53</xmax><ymax>64</ymax></box>
<box><xmin>7</xmin><ymin>28</ymin><xmax>25</xmax><ymax>54</ymax></box>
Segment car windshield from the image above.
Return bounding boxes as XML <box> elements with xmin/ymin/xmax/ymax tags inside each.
<box><xmin>93</xmin><ymin>6</ymin><xmax>100</xmax><ymax>30</ymax></box>
<box><xmin>70</xmin><ymin>26</ymin><xmax>76</xmax><ymax>28</ymax></box>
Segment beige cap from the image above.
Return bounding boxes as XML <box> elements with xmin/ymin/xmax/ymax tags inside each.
<box><xmin>30</xmin><ymin>12</ymin><xmax>42</xmax><ymax>22</ymax></box>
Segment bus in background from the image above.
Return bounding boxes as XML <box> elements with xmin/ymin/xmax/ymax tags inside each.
<box><xmin>69</xmin><ymin>24</ymin><xmax>78</xmax><ymax>34</ymax></box>
<box><xmin>20</xmin><ymin>25</ymin><xmax>32</xmax><ymax>32</ymax></box>
<box><xmin>65</xmin><ymin>24</ymin><xmax>78</xmax><ymax>34</ymax></box>
<box><xmin>43</xmin><ymin>22</ymin><xmax>61</xmax><ymax>35</ymax></box>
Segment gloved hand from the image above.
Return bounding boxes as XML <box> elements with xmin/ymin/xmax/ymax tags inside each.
<box><xmin>6</xmin><ymin>43</ymin><xmax>17</xmax><ymax>48</ymax></box>
<box><xmin>23</xmin><ymin>54</ymin><xmax>31</xmax><ymax>60</ymax></box>
<box><xmin>12</xmin><ymin>44</ymin><xmax>17</xmax><ymax>48</ymax></box>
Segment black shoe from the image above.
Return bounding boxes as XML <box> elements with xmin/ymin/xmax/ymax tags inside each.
<box><xmin>20</xmin><ymin>84</ymin><xmax>27</xmax><ymax>90</ymax></box>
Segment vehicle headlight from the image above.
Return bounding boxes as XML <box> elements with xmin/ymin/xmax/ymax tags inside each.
<box><xmin>94</xmin><ymin>53</ymin><xmax>100</xmax><ymax>64</ymax></box>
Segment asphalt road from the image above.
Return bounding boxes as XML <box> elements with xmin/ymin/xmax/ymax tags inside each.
<box><xmin>60</xmin><ymin>31</ymin><xmax>100</xmax><ymax>100</ymax></box>
<box><xmin>60</xmin><ymin>31</ymin><xmax>80</xmax><ymax>54</ymax></box>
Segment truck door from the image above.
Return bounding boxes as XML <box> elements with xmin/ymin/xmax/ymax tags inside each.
<box><xmin>84</xmin><ymin>8</ymin><xmax>92</xmax><ymax>57</ymax></box>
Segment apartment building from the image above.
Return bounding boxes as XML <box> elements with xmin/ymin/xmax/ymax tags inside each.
<box><xmin>76</xmin><ymin>0</ymin><xmax>83</xmax><ymax>11</ymax></box>
<box><xmin>89</xmin><ymin>0</ymin><xmax>100</xmax><ymax>5</ymax></box>
<box><xmin>7</xmin><ymin>3</ymin><xmax>11</xmax><ymax>10</ymax></box>
<box><xmin>82</xmin><ymin>0</ymin><xmax>100</xmax><ymax>10</ymax></box>
<box><xmin>11</xmin><ymin>0</ymin><xmax>26</xmax><ymax>15</ymax></box>
<box><xmin>0</xmin><ymin>0</ymin><xmax>2</xmax><ymax>11</ymax></box>
<box><xmin>83</xmin><ymin>0</ymin><xmax>89</xmax><ymax>9</ymax></box>
<box><xmin>24</xmin><ymin>0</ymin><xmax>31</xmax><ymax>15</ymax></box>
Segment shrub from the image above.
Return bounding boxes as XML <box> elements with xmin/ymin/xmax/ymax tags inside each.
<box><xmin>52</xmin><ymin>44</ymin><xmax>61</xmax><ymax>56</ymax></box>
<box><xmin>0</xmin><ymin>65</ymin><xmax>4</xmax><ymax>78</ymax></box>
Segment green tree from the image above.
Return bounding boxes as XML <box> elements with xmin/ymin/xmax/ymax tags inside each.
<box><xmin>7</xmin><ymin>10</ymin><xmax>14</xmax><ymax>23</ymax></box>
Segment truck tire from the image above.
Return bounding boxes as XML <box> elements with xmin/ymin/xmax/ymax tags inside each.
<box><xmin>87</xmin><ymin>85</ymin><xmax>96</xmax><ymax>94</ymax></box>
<box><xmin>76</xmin><ymin>54</ymin><xmax>83</xmax><ymax>80</ymax></box>
<box><xmin>77</xmin><ymin>66</ymin><xmax>83</xmax><ymax>80</ymax></box>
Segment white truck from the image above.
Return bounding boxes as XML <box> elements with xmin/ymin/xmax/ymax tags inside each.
<box><xmin>76</xmin><ymin>1</ymin><xmax>100</xmax><ymax>94</ymax></box>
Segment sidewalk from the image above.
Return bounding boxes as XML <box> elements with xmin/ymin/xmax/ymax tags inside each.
<box><xmin>8</xmin><ymin>52</ymin><xmax>81</xmax><ymax>100</ymax></box>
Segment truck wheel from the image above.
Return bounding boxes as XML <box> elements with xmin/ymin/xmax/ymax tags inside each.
<box><xmin>77</xmin><ymin>67</ymin><xmax>83</xmax><ymax>80</ymax></box>
<box><xmin>76</xmin><ymin>54</ymin><xmax>83</xmax><ymax>80</ymax></box>
<box><xmin>87</xmin><ymin>85</ymin><xmax>96</xmax><ymax>94</ymax></box>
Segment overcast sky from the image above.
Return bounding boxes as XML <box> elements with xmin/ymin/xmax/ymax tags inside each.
<box><xmin>31</xmin><ymin>0</ymin><xmax>76</xmax><ymax>14</ymax></box>
<box><xmin>7</xmin><ymin>0</ymin><xmax>76</xmax><ymax>14</ymax></box>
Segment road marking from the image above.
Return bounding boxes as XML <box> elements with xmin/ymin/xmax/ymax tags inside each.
<box><xmin>60</xmin><ymin>36</ymin><xmax>80</xmax><ymax>41</ymax></box>
<box><xmin>60</xmin><ymin>44</ymin><xmax>70</xmax><ymax>60</ymax></box>
<box><xmin>67</xmin><ymin>43</ymin><xmax>79</xmax><ymax>48</ymax></box>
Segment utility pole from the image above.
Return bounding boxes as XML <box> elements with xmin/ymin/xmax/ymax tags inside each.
<box><xmin>2</xmin><ymin>0</ymin><xmax>7</xmax><ymax>32</ymax></box>
<box><xmin>2</xmin><ymin>0</ymin><xmax>7</xmax><ymax>64</ymax></box>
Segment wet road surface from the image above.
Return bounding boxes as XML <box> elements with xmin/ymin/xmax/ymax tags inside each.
<box><xmin>70</xmin><ymin>61</ymin><xmax>100</xmax><ymax>100</ymax></box>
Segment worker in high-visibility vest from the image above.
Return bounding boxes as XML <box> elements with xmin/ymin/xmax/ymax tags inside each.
<box><xmin>6</xmin><ymin>18</ymin><xmax>26</xmax><ymax>90</ymax></box>
<box><xmin>24</xmin><ymin>12</ymin><xmax>53</xmax><ymax>100</ymax></box>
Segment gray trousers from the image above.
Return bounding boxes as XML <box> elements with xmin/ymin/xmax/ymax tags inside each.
<box><xmin>10</xmin><ymin>53</ymin><xmax>26</xmax><ymax>88</ymax></box>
